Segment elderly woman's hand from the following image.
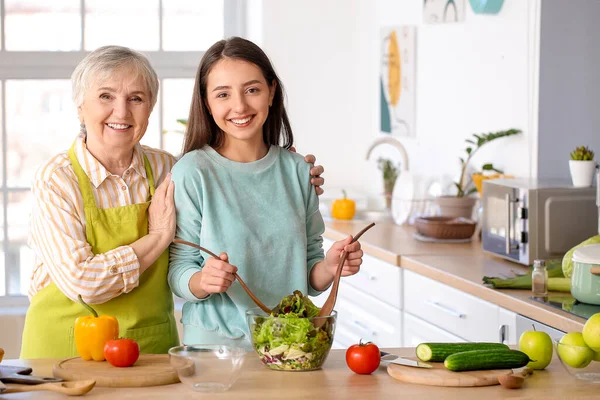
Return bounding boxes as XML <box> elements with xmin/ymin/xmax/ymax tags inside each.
<box><xmin>304</xmin><ymin>154</ymin><xmax>325</xmax><ymax>195</ymax></box>
<box><xmin>289</xmin><ymin>147</ymin><xmax>325</xmax><ymax>196</ymax></box>
<box><xmin>148</xmin><ymin>173</ymin><xmax>176</xmax><ymax>245</ymax></box>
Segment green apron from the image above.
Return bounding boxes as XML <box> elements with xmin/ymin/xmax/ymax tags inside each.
<box><xmin>21</xmin><ymin>142</ymin><xmax>179</xmax><ymax>358</ymax></box>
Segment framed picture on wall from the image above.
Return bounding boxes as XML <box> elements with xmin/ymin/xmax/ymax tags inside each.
<box><xmin>423</xmin><ymin>0</ymin><xmax>466</xmax><ymax>23</ymax></box>
<box><xmin>380</xmin><ymin>26</ymin><xmax>416</xmax><ymax>138</ymax></box>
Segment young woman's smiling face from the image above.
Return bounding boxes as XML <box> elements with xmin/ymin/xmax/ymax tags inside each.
<box><xmin>205</xmin><ymin>58</ymin><xmax>275</xmax><ymax>146</ymax></box>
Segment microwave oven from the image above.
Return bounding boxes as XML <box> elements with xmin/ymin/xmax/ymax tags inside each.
<box><xmin>481</xmin><ymin>178</ymin><xmax>598</xmax><ymax>265</ymax></box>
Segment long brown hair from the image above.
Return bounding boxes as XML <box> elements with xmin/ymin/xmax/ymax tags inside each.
<box><xmin>183</xmin><ymin>37</ymin><xmax>293</xmax><ymax>155</ymax></box>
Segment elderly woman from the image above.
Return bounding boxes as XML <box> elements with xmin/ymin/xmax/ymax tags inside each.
<box><xmin>20</xmin><ymin>45</ymin><xmax>325</xmax><ymax>358</ymax></box>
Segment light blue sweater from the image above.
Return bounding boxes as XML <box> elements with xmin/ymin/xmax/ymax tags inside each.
<box><xmin>168</xmin><ymin>145</ymin><xmax>325</xmax><ymax>344</ymax></box>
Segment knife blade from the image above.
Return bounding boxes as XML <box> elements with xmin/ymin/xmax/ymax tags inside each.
<box><xmin>380</xmin><ymin>351</ymin><xmax>432</xmax><ymax>368</ymax></box>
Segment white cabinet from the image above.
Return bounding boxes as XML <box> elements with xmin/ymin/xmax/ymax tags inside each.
<box><xmin>403</xmin><ymin>270</ymin><xmax>517</xmax><ymax>344</ymax></box>
<box><xmin>403</xmin><ymin>312</ymin><xmax>465</xmax><ymax>347</ymax></box>
<box><xmin>314</xmin><ymin>237</ymin><xmax>520</xmax><ymax>349</ymax></box>
<box><xmin>310</xmin><ymin>238</ymin><xmax>403</xmax><ymax>349</ymax></box>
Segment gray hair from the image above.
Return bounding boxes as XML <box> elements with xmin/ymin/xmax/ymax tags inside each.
<box><xmin>71</xmin><ymin>45</ymin><xmax>159</xmax><ymax>110</ymax></box>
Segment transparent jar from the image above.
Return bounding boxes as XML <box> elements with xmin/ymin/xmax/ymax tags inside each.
<box><xmin>531</xmin><ymin>259</ymin><xmax>548</xmax><ymax>297</ymax></box>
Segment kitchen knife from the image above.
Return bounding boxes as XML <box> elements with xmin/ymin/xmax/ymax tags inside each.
<box><xmin>380</xmin><ymin>351</ymin><xmax>432</xmax><ymax>368</ymax></box>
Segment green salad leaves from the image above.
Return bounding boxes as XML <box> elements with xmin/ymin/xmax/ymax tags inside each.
<box><xmin>250</xmin><ymin>290</ymin><xmax>334</xmax><ymax>371</ymax></box>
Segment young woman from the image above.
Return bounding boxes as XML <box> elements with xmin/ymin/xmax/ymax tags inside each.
<box><xmin>168</xmin><ymin>37</ymin><xmax>363</xmax><ymax>348</ymax></box>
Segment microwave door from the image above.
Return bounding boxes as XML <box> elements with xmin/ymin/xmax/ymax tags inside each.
<box><xmin>483</xmin><ymin>185</ymin><xmax>521</xmax><ymax>262</ymax></box>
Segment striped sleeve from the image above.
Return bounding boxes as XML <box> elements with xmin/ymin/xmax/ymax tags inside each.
<box><xmin>28</xmin><ymin>161</ymin><xmax>140</xmax><ymax>305</ymax></box>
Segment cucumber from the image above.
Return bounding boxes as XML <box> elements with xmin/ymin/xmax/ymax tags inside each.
<box><xmin>444</xmin><ymin>349</ymin><xmax>531</xmax><ymax>371</ymax></box>
<box><xmin>416</xmin><ymin>342</ymin><xmax>509</xmax><ymax>362</ymax></box>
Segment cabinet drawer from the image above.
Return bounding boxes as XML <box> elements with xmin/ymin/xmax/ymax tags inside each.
<box><xmin>322</xmin><ymin>238</ymin><xmax>402</xmax><ymax>309</ymax></box>
<box><xmin>404</xmin><ymin>270</ymin><xmax>499</xmax><ymax>342</ymax></box>
<box><xmin>333</xmin><ymin>324</ymin><xmax>363</xmax><ymax>349</ymax></box>
<box><xmin>403</xmin><ymin>312</ymin><xmax>465</xmax><ymax>347</ymax></box>
<box><xmin>334</xmin><ymin>282</ymin><xmax>402</xmax><ymax>347</ymax></box>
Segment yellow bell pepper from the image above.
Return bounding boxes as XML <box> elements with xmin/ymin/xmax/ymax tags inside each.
<box><xmin>74</xmin><ymin>294</ymin><xmax>119</xmax><ymax>361</ymax></box>
<box><xmin>331</xmin><ymin>190</ymin><xmax>356</xmax><ymax>220</ymax></box>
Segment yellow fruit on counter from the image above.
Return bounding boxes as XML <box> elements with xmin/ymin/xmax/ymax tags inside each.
<box><xmin>331</xmin><ymin>190</ymin><xmax>356</xmax><ymax>220</ymax></box>
<box><xmin>582</xmin><ymin>313</ymin><xmax>600</xmax><ymax>352</ymax></box>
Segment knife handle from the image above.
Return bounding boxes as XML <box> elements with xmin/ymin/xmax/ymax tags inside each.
<box><xmin>2</xmin><ymin>375</ymin><xmax>63</xmax><ymax>385</ymax></box>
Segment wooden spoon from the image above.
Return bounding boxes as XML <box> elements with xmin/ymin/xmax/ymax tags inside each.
<box><xmin>173</xmin><ymin>239</ymin><xmax>272</xmax><ymax>314</ymax></box>
<box><xmin>2</xmin><ymin>380</ymin><xmax>96</xmax><ymax>396</ymax></box>
<box><xmin>315</xmin><ymin>222</ymin><xmax>376</xmax><ymax>325</ymax></box>
<box><xmin>498</xmin><ymin>367</ymin><xmax>533</xmax><ymax>389</ymax></box>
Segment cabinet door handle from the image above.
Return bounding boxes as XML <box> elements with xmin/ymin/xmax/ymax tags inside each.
<box><xmin>505</xmin><ymin>193</ymin><xmax>512</xmax><ymax>254</ymax></box>
<box><xmin>352</xmin><ymin>320</ymin><xmax>377</xmax><ymax>336</ymax></box>
<box><xmin>499</xmin><ymin>324</ymin><xmax>507</xmax><ymax>344</ymax></box>
<box><xmin>359</xmin><ymin>270</ymin><xmax>377</xmax><ymax>281</ymax></box>
<box><xmin>424</xmin><ymin>300</ymin><xmax>465</xmax><ymax>318</ymax></box>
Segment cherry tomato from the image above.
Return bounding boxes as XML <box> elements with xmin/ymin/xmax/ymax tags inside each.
<box><xmin>103</xmin><ymin>338</ymin><xmax>140</xmax><ymax>368</ymax></box>
<box><xmin>346</xmin><ymin>340</ymin><xmax>381</xmax><ymax>374</ymax></box>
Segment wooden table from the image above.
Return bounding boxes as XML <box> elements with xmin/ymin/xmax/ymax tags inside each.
<box><xmin>2</xmin><ymin>348</ymin><xmax>596</xmax><ymax>399</ymax></box>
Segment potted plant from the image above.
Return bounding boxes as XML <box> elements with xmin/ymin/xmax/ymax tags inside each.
<box><xmin>435</xmin><ymin>128</ymin><xmax>521</xmax><ymax>218</ymax></box>
<box><xmin>377</xmin><ymin>158</ymin><xmax>400</xmax><ymax>210</ymax></box>
<box><xmin>569</xmin><ymin>146</ymin><xmax>597</xmax><ymax>187</ymax></box>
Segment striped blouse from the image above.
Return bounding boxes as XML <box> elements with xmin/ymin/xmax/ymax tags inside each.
<box><xmin>28</xmin><ymin>134</ymin><xmax>176</xmax><ymax>304</ymax></box>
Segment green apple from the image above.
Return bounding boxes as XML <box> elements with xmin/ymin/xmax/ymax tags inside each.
<box><xmin>582</xmin><ymin>313</ymin><xmax>600</xmax><ymax>352</ymax></box>
<box><xmin>558</xmin><ymin>332</ymin><xmax>595</xmax><ymax>368</ymax></box>
<box><xmin>519</xmin><ymin>330</ymin><xmax>553</xmax><ymax>369</ymax></box>
<box><xmin>593</xmin><ymin>350</ymin><xmax>600</xmax><ymax>362</ymax></box>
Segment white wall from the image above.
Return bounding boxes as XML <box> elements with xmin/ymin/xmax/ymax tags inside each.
<box><xmin>252</xmin><ymin>0</ymin><xmax>536</xmax><ymax>206</ymax></box>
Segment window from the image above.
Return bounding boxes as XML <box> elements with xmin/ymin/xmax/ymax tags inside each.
<box><xmin>0</xmin><ymin>0</ymin><xmax>245</xmax><ymax>302</ymax></box>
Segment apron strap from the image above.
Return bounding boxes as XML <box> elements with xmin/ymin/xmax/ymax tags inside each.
<box><xmin>142</xmin><ymin>154</ymin><xmax>156</xmax><ymax>198</ymax></box>
<box><xmin>68</xmin><ymin>141</ymin><xmax>97</xmax><ymax>209</ymax></box>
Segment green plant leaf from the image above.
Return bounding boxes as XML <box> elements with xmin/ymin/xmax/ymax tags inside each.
<box><xmin>454</xmin><ymin>182</ymin><xmax>465</xmax><ymax>197</ymax></box>
<box><xmin>455</xmin><ymin>128</ymin><xmax>522</xmax><ymax>197</ymax></box>
<box><xmin>481</xmin><ymin>163</ymin><xmax>494</xmax><ymax>170</ymax></box>
<box><xmin>177</xmin><ymin>119</ymin><xmax>188</xmax><ymax>126</ymax></box>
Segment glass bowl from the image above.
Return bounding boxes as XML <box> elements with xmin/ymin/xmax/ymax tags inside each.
<box><xmin>553</xmin><ymin>339</ymin><xmax>600</xmax><ymax>383</ymax></box>
<box><xmin>168</xmin><ymin>345</ymin><xmax>246</xmax><ymax>393</ymax></box>
<box><xmin>246</xmin><ymin>307</ymin><xmax>337</xmax><ymax>371</ymax></box>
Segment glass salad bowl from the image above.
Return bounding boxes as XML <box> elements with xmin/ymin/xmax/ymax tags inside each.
<box><xmin>168</xmin><ymin>345</ymin><xmax>246</xmax><ymax>393</ymax></box>
<box><xmin>246</xmin><ymin>307</ymin><xmax>337</xmax><ymax>371</ymax></box>
<box><xmin>554</xmin><ymin>339</ymin><xmax>600</xmax><ymax>383</ymax></box>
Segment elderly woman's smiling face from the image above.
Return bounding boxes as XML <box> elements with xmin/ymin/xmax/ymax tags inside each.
<box><xmin>78</xmin><ymin>67</ymin><xmax>151</xmax><ymax>153</ymax></box>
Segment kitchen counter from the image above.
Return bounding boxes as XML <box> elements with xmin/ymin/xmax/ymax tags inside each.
<box><xmin>2</xmin><ymin>349</ymin><xmax>596</xmax><ymax>399</ymax></box>
<box><xmin>324</xmin><ymin>220</ymin><xmax>586</xmax><ymax>332</ymax></box>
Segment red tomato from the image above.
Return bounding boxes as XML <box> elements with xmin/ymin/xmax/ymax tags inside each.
<box><xmin>103</xmin><ymin>338</ymin><xmax>140</xmax><ymax>368</ymax></box>
<box><xmin>346</xmin><ymin>340</ymin><xmax>381</xmax><ymax>374</ymax></box>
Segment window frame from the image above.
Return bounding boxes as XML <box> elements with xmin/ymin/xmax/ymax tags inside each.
<box><xmin>0</xmin><ymin>0</ymin><xmax>246</xmax><ymax>305</ymax></box>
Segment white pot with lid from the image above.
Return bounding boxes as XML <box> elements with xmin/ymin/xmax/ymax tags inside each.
<box><xmin>571</xmin><ymin>244</ymin><xmax>600</xmax><ymax>305</ymax></box>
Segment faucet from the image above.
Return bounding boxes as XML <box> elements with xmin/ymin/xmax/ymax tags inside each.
<box><xmin>365</xmin><ymin>136</ymin><xmax>409</xmax><ymax>172</ymax></box>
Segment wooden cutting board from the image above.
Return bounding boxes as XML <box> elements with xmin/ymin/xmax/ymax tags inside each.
<box><xmin>387</xmin><ymin>360</ymin><xmax>512</xmax><ymax>387</ymax></box>
<box><xmin>53</xmin><ymin>354</ymin><xmax>179</xmax><ymax>387</ymax></box>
